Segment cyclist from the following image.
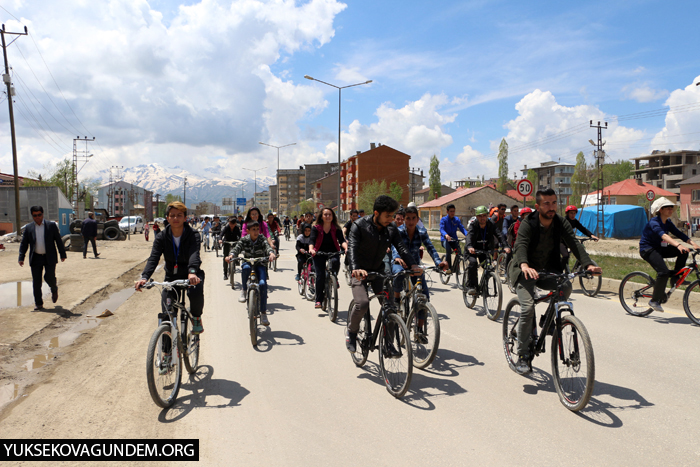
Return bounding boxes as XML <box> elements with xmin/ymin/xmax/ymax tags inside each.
<box><xmin>560</xmin><ymin>205</ymin><xmax>599</xmax><ymax>270</ymax></box>
<box><xmin>266</xmin><ymin>212</ymin><xmax>281</xmax><ymax>256</ymax></box>
<box><xmin>211</xmin><ymin>216</ymin><xmax>222</xmax><ymax>249</ymax></box>
<box><xmin>394</xmin><ymin>208</ymin><xmax>405</xmax><ymax>228</ymax></box>
<box><xmin>391</xmin><ymin>205</ymin><xmax>448</xmax><ymax>309</ymax></box>
<box><xmin>502</xmin><ymin>205</ymin><xmax>520</xmax><ymax>238</ymax></box>
<box><xmin>226</xmin><ymin>221</ymin><xmax>276</xmax><ymax>326</ymax></box>
<box><xmin>346</xmin><ymin>195</ymin><xmax>420</xmax><ymax>353</ymax></box>
<box><xmin>135</xmin><ymin>201</ymin><xmax>205</xmax><ymax>334</ymax></box>
<box><xmin>640</xmin><ymin>197</ymin><xmax>700</xmax><ymax>312</ymax></box>
<box><xmin>201</xmin><ymin>216</ymin><xmax>212</xmax><ymax>251</ymax></box>
<box><xmin>490</xmin><ymin>203</ymin><xmax>507</xmax><ymax>237</ymax></box>
<box><xmin>242</xmin><ymin>207</ymin><xmax>275</xmax><ymax>250</ymax></box>
<box><xmin>220</xmin><ymin>217</ymin><xmax>241</xmax><ymax>280</ymax></box>
<box><xmin>407</xmin><ymin>202</ymin><xmax>425</xmax><ymax>229</ymax></box>
<box><xmin>383</xmin><ymin>208</ymin><xmax>406</xmax><ymax>274</ymax></box>
<box><xmin>283</xmin><ymin>216</ymin><xmax>292</xmax><ymax>238</ymax></box>
<box><xmin>295</xmin><ymin>223</ymin><xmax>313</xmax><ymax>281</ymax></box>
<box><xmin>343</xmin><ymin>209</ymin><xmax>360</xmax><ymax>237</ymax></box>
<box><xmin>465</xmin><ymin>205</ymin><xmax>510</xmax><ymax>295</ymax></box>
<box><xmin>509</xmin><ymin>188</ymin><xmax>600</xmax><ymax>374</ymax></box>
<box><xmin>439</xmin><ymin>204</ymin><xmax>468</xmax><ymax>273</ymax></box>
<box><xmin>309</xmin><ymin>208</ymin><xmax>348</xmax><ymax>308</ymax></box>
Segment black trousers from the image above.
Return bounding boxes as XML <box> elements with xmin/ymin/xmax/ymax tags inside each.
<box><xmin>313</xmin><ymin>255</ymin><xmax>340</xmax><ymax>303</ymax></box>
<box><xmin>30</xmin><ymin>254</ymin><xmax>57</xmax><ymax>307</ymax></box>
<box><xmin>223</xmin><ymin>242</ymin><xmax>232</xmax><ymax>275</ymax></box>
<box><xmin>641</xmin><ymin>247</ymin><xmax>689</xmax><ymax>302</ymax></box>
<box><xmin>161</xmin><ymin>271</ymin><xmax>205</xmax><ymax>318</ymax></box>
<box><xmin>83</xmin><ymin>235</ymin><xmax>98</xmax><ymax>257</ymax></box>
<box><xmin>466</xmin><ymin>253</ymin><xmax>487</xmax><ymax>288</ymax></box>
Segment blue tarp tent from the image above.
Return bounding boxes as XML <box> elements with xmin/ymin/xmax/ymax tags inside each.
<box><xmin>576</xmin><ymin>205</ymin><xmax>648</xmax><ymax>239</ymax></box>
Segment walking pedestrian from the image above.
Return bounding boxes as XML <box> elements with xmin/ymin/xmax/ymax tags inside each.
<box><xmin>144</xmin><ymin>222</ymin><xmax>150</xmax><ymax>241</ymax></box>
<box><xmin>152</xmin><ymin>222</ymin><xmax>161</xmax><ymax>236</ymax></box>
<box><xmin>81</xmin><ymin>212</ymin><xmax>100</xmax><ymax>259</ymax></box>
<box><xmin>18</xmin><ymin>206</ymin><xmax>67</xmax><ymax>310</ymax></box>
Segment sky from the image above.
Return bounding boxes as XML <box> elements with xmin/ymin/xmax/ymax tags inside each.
<box><xmin>0</xmin><ymin>0</ymin><xmax>699</xmax><ymax>186</ymax></box>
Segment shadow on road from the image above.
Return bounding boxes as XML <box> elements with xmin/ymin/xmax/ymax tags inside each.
<box><xmin>254</xmin><ymin>329</ymin><xmax>305</xmax><ymax>352</ymax></box>
<box><xmin>268</xmin><ymin>284</ymin><xmax>291</xmax><ymax>292</ymax></box>
<box><xmin>32</xmin><ymin>305</ymin><xmax>79</xmax><ymax>318</ymax></box>
<box><xmin>422</xmin><ymin>348</ymin><xmax>484</xmax><ymax>378</ymax></box>
<box><xmin>576</xmin><ymin>380</ymin><xmax>654</xmax><ymax>428</ymax></box>
<box><xmin>266</xmin><ymin>303</ymin><xmax>296</xmax><ymax>314</ymax></box>
<box><xmin>158</xmin><ymin>365</ymin><xmax>250</xmax><ymax>423</ymax></box>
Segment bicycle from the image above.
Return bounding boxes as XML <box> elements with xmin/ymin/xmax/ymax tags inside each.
<box><xmin>439</xmin><ymin>238</ymin><xmax>467</xmax><ymax>288</ymax></box>
<box><xmin>497</xmin><ymin>248</ymin><xmax>516</xmax><ymax>293</ymax></box>
<box><xmin>397</xmin><ymin>265</ymin><xmax>441</xmax><ymax>369</ymax></box>
<box><xmin>203</xmin><ymin>231</ymin><xmax>210</xmax><ymax>251</ymax></box>
<box><xmin>297</xmin><ymin>254</ymin><xmax>316</xmax><ymax>301</ymax></box>
<box><xmin>315</xmin><ymin>251</ymin><xmax>342</xmax><ymax>322</ymax></box>
<box><xmin>142</xmin><ymin>279</ymin><xmax>200</xmax><ymax>408</ymax></box>
<box><xmin>564</xmin><ymin>238</ymin><xmax>601</xmax><ymax>297</ymax></box>
<box><xmin>619</xmin><ymin>248</ymin><xmax>700</xmax><ymax>325</ymax></box>
<box><xmin>348</xmin><ymin>270</ymin><xmax>413</xmax><ymax>398</ymax></box>
<box><xmin>284</xmin><ymin>225</ymin><xmax>291</xmax><ymax>241</ymax></box>
<box><xmin>502</xmin><ymin>270</ymin><xmax>595</xmax><ymax>411</ymax></box>
<box><xmin>234</xmin><ymin>257</ymin><xmax>270</xmax><ymax>347</ymax></box>
<box><xmin>211</xmin><ymin>233</ymin><xmax>221</xmax><ymax>257</ymax></box>
<box><xmin>269</xmin><ymin>233</ymin><xmax>279</xmax><ymax>273</ymax></box>
<box><xmin>462</xmin><ymin>249</ymin><xmax>503</xmax><ymax>320</ymax></box>
<box><xmin>223</xmin><ymin>241</ymin><xmax>239</xmax><ymax>289</ymax></box>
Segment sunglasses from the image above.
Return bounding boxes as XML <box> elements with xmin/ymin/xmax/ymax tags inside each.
<box><xmin>32</xmin><ymin>213</ymin><xmax>43</xmax><ymax>217</ymax></box>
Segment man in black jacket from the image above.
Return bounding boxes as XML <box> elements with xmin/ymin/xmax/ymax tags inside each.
<box><xmin>220</xmin><ymin>217</ymin><xmax>241</xmax><ymax>280</ymax></box>
<box><xmin>345</xmin><ymin>195</ymin><xmax>420</xmax><ymax>353</ymax></box>
<box><xmin>135</xmin><ymin>201</ymin><xmax>205</xmax><ymax>334</ymax></box>
<box><xmin>18</xmin><ymin>206</ymin><xmax>67</xmax><ymax>310</ymax></box>
<box><xmin>81</xmin><ymin>212</ymin><xmax>100</xmax><ymax>259</ymax></box>
<box><xmin>465</xmin><ymin>205</ymin><xmax>509</xmax><ymax>295</ymax></box>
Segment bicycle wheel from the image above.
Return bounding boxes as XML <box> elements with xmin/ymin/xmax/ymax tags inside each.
<box><xmin>305</xmin><ymin>272</ymin><xmax>316</xmax><ymax>301</ymax></box>
<box><xmin>328</xmin><ymin>275</ymin><xmax>339</xmax><ymax>322</ymax></box>
<box><xmin>146</xmin><ymin>323</ymin><xmax>182</xmax><ymax>408</ymax></box>
<box><xmin>575</xmin><ymin>261</ymin><xmax>601</xmax><ymax>297</ymax></box>
<box><xmin>551</xmin><ymin>315</ymin><xmax>595</xmax><ymax>412</ymax></box>
<box><xmin>619</xmin><ymin>271</ymin><xmax>655</xmax><ymax>317</ymax></box>
<box><xmin>462</xmin><ymin>271</ymin><xmax>477</xmax><ymax>309</ymax></box>
<box><xmin>683</xmin><ymin>279</ymin><xmax>700</xmax><ymax>325</ymax></box>
<box><xmin>504</xmin><ymin>261</ymin><xmax>515</xmax><ymax>294</ymax></box>
<box><xmin>229</xmin><ymin>261</ymin><xmax>236</xmax><ymax>289</ymax></box>
<box><xmin>181</xmin><ymin>313</ymin><xmax>200</xmax><ymax>374</ymax></box>
<box><xmin>496</xmin><ymin>252</ymin><xmax>508</xmax><ymax>282</ymax></box>
<box><xmin>406</xmin><ymin>302</ymin><xmax>440</xmax><ymax>369</ymax></box>
<box><xmin>378</xmin><ymin>312</ymin><xmax>413</xmax><ymax>398</ymax></box>
<box><xmin>502</xmin><ymin>298</ymin><xmax>521</xmax><ymax>373</ymax></box>
<box><xmin>453</xmin><ymin>257</ymin><xmax>463</xmax><ymax>289</ymax></box>
<box><xmin>344</xmin><ymin>267</ymin><xmax>352</xmax><ymax>286</ymax></box>
<box><xmin>298</xmin><ymin>275</ymin><xmax>305</xmax><ymax>295</ymax></box>
<box><xmin>273</xmin><ymin>256</ymin><xmax>277</xmax><ymax>272</ymax></box>
<box><xmin>349</xmin><ymin>302</ymin><xmax>370</xmax><ymax>367</ymax></box>
<box><xmin>248</xmin><ymin>289</ymin><xmax>259</xmax><ymax>347</ymax></box>
<box><xmin>214</xmin><ymin>242</ymin><xmax>219</xmax><ymax>257</ymax></box>
<box><xmin>439</xmin><ymin>255</ymin><xmax>451</xmax><ymax>284</ymax></box>
<box><xmin>483</xmin><ymin>270</ymin><xmax>503</xmax><ymax>321</ymax></box>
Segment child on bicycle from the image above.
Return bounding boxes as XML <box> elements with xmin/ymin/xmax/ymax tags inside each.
<box><xmin>295</xmin><ymin>223</ymin><xmax>313</xmax><ymax>281</ymax></box>
<box><xmin>309</xmin><ymin>208</ymin><xmax>348</xmax><ymax>309</ymax></box>
<box><xmin>226</xmin><ymin>221</ymin><xmax>276</xmax><ymax>326</ymax></box>
<box><xmin>465</xmin><ymin>205</ymin><xmax>509</xmax><ymax>296</ymax></box>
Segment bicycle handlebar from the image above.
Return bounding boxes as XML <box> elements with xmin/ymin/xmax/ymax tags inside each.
<box><xmin>143</xmin><ymin>279</ymin><xmax>193</xmax><ymax>290</ymax></box>
<box><xmin>232</xmin><ymin>256</ymin><xmax>270</xmax><ymax>265</ymax></box>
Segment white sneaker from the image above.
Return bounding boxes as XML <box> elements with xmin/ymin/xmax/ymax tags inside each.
<box><xmin>239</xmin><ymin>290</ymin><xmax>246</xmax><ymax>303</ymax></box>
<box><xmin>648</xmin><ymin>300</ymin><xmax>664</xmax><ymax>312</ymax></box>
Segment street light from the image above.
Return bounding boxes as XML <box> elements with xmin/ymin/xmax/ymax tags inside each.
<box><xmin>242</xmin><ymin>166</ymin><xmax>267</xmax><ymax>210</ymax></box>
<box><xmin>259</xmin><ymin>142</ymin><xmax>295</xmax><ymax>215</ymax></box>
<box><xmin>304</xmin><ymin>74</ymin><xmax>372</xmax><ymax>216</ymax></box>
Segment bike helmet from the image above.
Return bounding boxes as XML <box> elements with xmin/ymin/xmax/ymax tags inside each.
<box><xmin>475</xmin><ymin>205</ymin><xmax>488</xmax><ymax>216</ymax></box>
<box><xmin>520</xmin><ymin>207</ymin><xmax>533</xmax><ymax>215</ymax></box>
<box><xmin>565</xmin><ymin>205</ymin><xmax>578</xmax><ymax>213</ymax></box>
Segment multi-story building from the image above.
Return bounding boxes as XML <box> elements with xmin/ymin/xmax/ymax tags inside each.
<box><xmin>452</xmin><ymin>177</ymin><xmax>482</xmax><ymax>189</ymax></box>
<box><xmin>633</xmin><ymin>149</ymin><xmax>700</xmax><ymax>196</ymax></box>
<box><xmin>339</xmin><ymin>143</ymin><xmax>411</xmax><ymax>212</ymax></box>
<box><xmin>254</xmin><ymin>191</ymin><xmax>270</xmax><ymax>213</ymax></box>
<box><xmin>278</xmin><ymin>167</ymin><xmax>306</xmax><ymax>215</ymax></box>
<box><xmin>269</xmin><ymin>185</ymin><xmax>278</xmax><ymax>214</ymax></box>
<box><xmin>96</xmin><ymin>180</ymin><xmax>154</xmax><ymax>221</ymax></box>
<box><xmin>311</xmin><ymin>171</ymin><xmax>339</xmax><ymax>211</ymax></box>
<box><xmin>521</xmin><ymin>161</ymin><xmax>574</xmax><ymax>209</ymax></box>
<box><xmin>305</xmin><ymin>162</ymin><xmax>339</xmax><ymax>199</ymax></box>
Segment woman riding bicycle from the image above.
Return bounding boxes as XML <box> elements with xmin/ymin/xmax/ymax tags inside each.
<box><xmin>560</xmin><ymin>205</ymin><xmax>599</xmax><ymax>269</ymax></box>
<box><xmin>242</xmin><ymin>207</ymin><xmax>275</xmax><ymax>250</ymax></box>
<box><xmin>309</xmin><ymin>208</ymin><xmax>348</xmax><ymax>309</ymax></box>
<box><xmin>640</xmin><ymin>197</ymin><xmax>700</xmax><ymax>312</ymax></box>
<box><xmin>266</xmin><ymin>212</ymin><xmax>281</xmax><ymax>255</ymax></box>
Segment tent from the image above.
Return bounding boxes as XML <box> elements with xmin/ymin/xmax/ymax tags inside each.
<box><xmin>576</xmin><ymin>204</ymin><xmax>648</xmax><ymax>239</ymax></box>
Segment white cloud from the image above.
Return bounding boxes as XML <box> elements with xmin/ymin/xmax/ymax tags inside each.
<box><xmin>623</xmin><ymin>83</ymin><xmax>670</xmax><ymax>103</ymax></box>
<box><xmin>651</xmin><ymin>75</ymin><xmax>700</xmax><ymax>152</ymax></box>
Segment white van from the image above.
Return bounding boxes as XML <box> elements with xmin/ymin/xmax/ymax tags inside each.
<box><xmin>119</xmin><ymin>216</ymin><xmax>144</xmax><ymax>233</ymax></box>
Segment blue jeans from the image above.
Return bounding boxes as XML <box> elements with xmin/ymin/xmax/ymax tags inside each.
<box><xmin>391</xmin><ymin>262</ymin><xmax>429</xmax><ymax>301</ymax></box>
<box><xmin>241</xmin><ymin>263</ymin><xmax>268</xmax><ymax>312</ymax></box>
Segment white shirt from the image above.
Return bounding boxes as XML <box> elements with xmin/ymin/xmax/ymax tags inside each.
<box><xmin>34</xmin><ymin>221</ymin><xmax>46</xmax><ymax>255</ymax></box>
<box><xmin>173</xmin><ymin>235</ymin><xmax>181</xmax><ymax>248</ymax></box>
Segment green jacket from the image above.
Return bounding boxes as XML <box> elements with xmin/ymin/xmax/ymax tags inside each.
<box><xmin>508</xmin><ymin>211</ymin><xmax>594</xmax><ymax>287</ymax></box>
<box><xmin>229</xmin><ymin>234</ymin><xmax>273</xmax><ymax>259</ymax></box>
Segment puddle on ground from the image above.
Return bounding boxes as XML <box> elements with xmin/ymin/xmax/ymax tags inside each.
<box><xmin>23</xmin><ymin>287</ymin><xmax>136</xmax><ymax>371</ymax></box>
<box><xmin>0</xmin><ymin>382</ymin><xmax>20</xmax><ymax>406</ymax></box>
<box><xmin>0</xmin><ymin>282</ymin><xmax>50</xmax><ymax>309</ymax></box>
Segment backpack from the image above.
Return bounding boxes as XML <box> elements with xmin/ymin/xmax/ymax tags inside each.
<box><xmin>506</xmin><ymin>220</ymin><xmax>517</xmax><ymax>246</ymax></box>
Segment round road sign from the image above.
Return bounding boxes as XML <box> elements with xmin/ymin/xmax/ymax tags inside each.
<box><xmin>646</xmin><ymin>190</ymin><xmax>655</xmax><ymax>202</ymax></box>
<box><xmin>517</xmin><ymin>179</ymin><xmax>533</xmax><ymax>197</ymax></box>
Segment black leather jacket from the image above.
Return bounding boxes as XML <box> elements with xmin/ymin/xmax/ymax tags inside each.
<box><xmin>348</xmin><ymin>215</ymin><xmax>415</xmax><ymax>273</ymax></box>
<box><xmin>466</xmin><ymin>218</ymin><xmax>507</xmax><ymax>251</ymax></box>
<box><xmin>141</xmin><ymin>223</ymin><xmax>202</xmax><ymax>280</ymax></box>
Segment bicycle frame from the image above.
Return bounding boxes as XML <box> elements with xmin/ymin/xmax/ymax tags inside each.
<box><xmin>632</xmin><ymin>252</ymin><xmax>700</xmax><ymax>301</ymax></box>
<box><xmin>527</xmin><ymin>276</ymin><xmax>578</xmax><ymax>362</ymax></box>
<box><xmin>360</xmin><ymin>273</ymin><xmax>402</xmax><ymax>352</ymax></box>
<box><xmin>150</xmin><ymin>281</ymin><xmax>195</xmax><ymax>359</ymax></box>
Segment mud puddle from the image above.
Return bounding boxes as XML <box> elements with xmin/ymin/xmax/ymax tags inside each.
<box><xmin>0</xmin><ymin>382</ymin><xmax>20</xmax><ymax>406</ymax></box>
<box><xmin>0</xmin><ymin>282</ymin><xmax>49</xmax><ymax>309</ymax></box>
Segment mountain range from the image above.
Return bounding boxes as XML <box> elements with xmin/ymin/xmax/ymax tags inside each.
<box><xmin>96</xmin><ymin>164</ymin><xmax>275</xmax><ymax>207</ymax></box>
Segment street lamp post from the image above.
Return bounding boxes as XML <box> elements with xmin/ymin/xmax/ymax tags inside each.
<box><xmin>304</xmin><ymin>75</ymin><xmax>372</xmax><ymax>217</ymax></box>
<box><xmin>259</xmin><ymin>142</ymin><xmax>295</xmax><ymax>215</ymax></box>
<box><xmin>242</xmin><ymin>166</ymin><xmax>267</xmax><ymax>210</ymax></box>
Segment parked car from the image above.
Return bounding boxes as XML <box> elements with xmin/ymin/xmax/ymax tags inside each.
<box><xmin>119</xmin><ymin>216</ymin><xmax>145</xmax><ymax>233</ymax></box>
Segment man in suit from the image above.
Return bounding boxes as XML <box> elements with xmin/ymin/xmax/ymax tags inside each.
<box><xmin>18</xmin><ymin>206</ymin><xmax>67</xmax><ymax>310</ymax></box>
<box><xmin>81</xmin><ymin>212</ymin><xmax>100</xmax><ymax>259</ymax></box>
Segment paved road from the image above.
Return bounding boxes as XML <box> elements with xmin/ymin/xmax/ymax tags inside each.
<box><xmin>1</xmin><ymin>239</ymin><xmax>699</xmax><ymax>466</ymax></box>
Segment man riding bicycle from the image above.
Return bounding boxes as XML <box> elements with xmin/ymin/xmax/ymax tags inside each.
<box><xmin>135</xmin><ymin>201</ymin><xmax>205</xmax><ymax>334</ymax></box>
<box><xmin>560</xmin><ymin>205</ymin><xmax>598</xmax><ymax>269</ymax></box>
<box><xmin>346</xmin><ymin>195</ymin><xmax>420</xmax><ymax>353</ymax></box>
<box><xmin>440</xmin><ymin>204</ymin><xmax>468</xmax><ymax>273</ymax></box>
<box><xmin>221</xmin><ymin>216</ymin><xmax>241</xmax><ymax>280</ymax></box>
<box><xmin>267</xmin><ymin>212</ymin><xmax>281</xmax><ymax>255</ymax></box>
<box><xmin>465</xmin><ymin>205</ymin><xmax>510</xmax><ymax>295</ymax></box>
<box><xmin>508</xmin><ymin>188</ymin><xmax>601</xmax><ymax>374</ymax></box>
<box><xmin>201</xmin><ymin>216</ymin><xmax>212</xmax><ymax>251</ymax></box>
<box><xmin>640</xmin><ymin>197</ymin><xmax>700</xmax><ymax>312</ymax></box>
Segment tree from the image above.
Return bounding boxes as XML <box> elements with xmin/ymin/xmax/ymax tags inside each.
<box><xmin>590</xmin><ymin>160</ymin><xmax>634</xmax><ymax>190</ymax></box>
<box><xmin>358</xmin><ymin>179</ymin><xmax>389</xmax><ymax>213</ymax></box>
<box><xmin>389</xmin><ymin>181</ymin><xmax>403</xmax><ymax>204</ymax></box>
<box><xmin>297</xmin><ymin>199</ymin><xmax>315</xmax><ymax>215</ymax></box>
<box><xmin>429</xmin><ymin>155</ymin><xmax>441</xmax><ymax>200</ymax></box>
<box><xmin>526</xmin><ymin>169</ymin><xmax>538</xmax><ymax>191</ymax></box>
<box><xmin>570</xmin><ymin>151</ymin><xmax>590</xmax><ymax>207</ymax></box>
<box><xmin>24</xmin><ymin>157</ymin><xmax>74</xmax><ymax>200</ymax></box>
<box><xmin>497</xmin><ymin>138</ymin><xmax>509</xmax><ymax>194</ymax></box>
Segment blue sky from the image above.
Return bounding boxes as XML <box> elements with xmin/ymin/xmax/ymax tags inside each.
<box><xmin>0</xmin><ymin>0</ymin><xmax>698</xmax><ymax>184</ymax></box>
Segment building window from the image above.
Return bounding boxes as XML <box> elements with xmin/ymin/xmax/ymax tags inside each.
<box><xmin>693</xmin><ymin>190</ymin><xmax>700</xmax><ymax>202</ymax></box>
<box><xmin>693</xmin><ymin>169</ymin><xmax>697</xmax><ymax>175</ymax></box>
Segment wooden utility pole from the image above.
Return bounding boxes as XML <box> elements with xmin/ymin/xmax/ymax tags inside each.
<box><xmin>1</xmin><ymin>24</ymin><xmax>27</xmax><ymax>235</ymax></box>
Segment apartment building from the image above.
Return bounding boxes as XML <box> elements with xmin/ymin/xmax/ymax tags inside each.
<box><xmin>277</xmin><ymin>167</ymin><xmax>306</xmax><ymax>215</ymax></box>
<box><xmin>633</xmin><ymin>149</ymin><xmax>700</xmax><ymax>196</ymax></box>
<box><xmin>96</xmin><ymin>180</ymin><xmax>154</xmax><ymax>221</ymax></box>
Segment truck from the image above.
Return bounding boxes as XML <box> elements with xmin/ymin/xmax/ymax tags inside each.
<box><xmin>66</xmin><ymin>209</ymin><xmax>125</xmax><ymax>249</ymax></box>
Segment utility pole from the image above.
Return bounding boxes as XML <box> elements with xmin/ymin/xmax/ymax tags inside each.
<box><xmin>155</xmin><ymin>193</ymin><xmax>160</xmax><ymax>218</ymax></box>
<box><xmin>259</xmin><ymin>142</ymin><xmax>295</xmax><ymax>215</ymax></box>
<box><xmin>242</xmin><ymin>167</ymin><xmax>267</xmax><ymax>207</ymax></box>
<box><xmin>1</xmin><ymin>24</ymin><xmax>27</xmax><ymax>235</ymax></box>
<box><xmin>590</xmin><ymin>120</ymin><xmax>608</xmax><ymax>238</ymax></box>
<box><xmin>183</xmin><ymin>176</ymin><xmax>187</xmax><ymax>207</ymax></box>
<box><xmin>72</xmin><ymin>136</ymin><xmax>94</xmax><ymax>219</ymax></box>
<box><xmin>109</xmin><ymin>166</ymin><xmax>123</xmax><ymax>217</ymax></box>
<box><xmin>409</xmin><ymin>167</ymin><xmax>422</xmax><ymax>204</ymax></box>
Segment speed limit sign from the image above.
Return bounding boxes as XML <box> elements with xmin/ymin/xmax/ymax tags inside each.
<box><xmin>517</xmin><ymin>179</ymin><xmax>533</xmax><ymax>197</ymax></box>
<box><xmin>646</xmin><ymin>190</ymin><xmax>655</xmax><ymax>202</ymax></box>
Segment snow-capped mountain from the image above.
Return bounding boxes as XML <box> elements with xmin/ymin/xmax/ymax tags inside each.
<box><xmin>96</xmin><ymin>164</ymin><xmax>275</xmax><ymax>207</ymax></box>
